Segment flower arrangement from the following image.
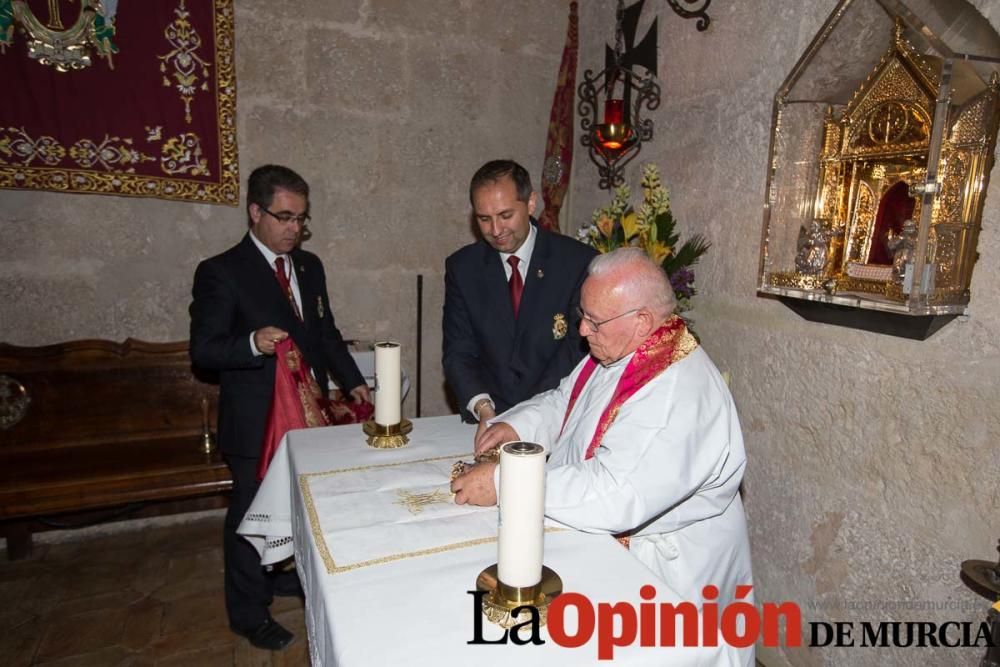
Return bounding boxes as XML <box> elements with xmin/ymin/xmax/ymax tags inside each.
<box><xmin>577</xmin><ymin>164</ymin><xmax>710</xmax><ymax>314</ymax></box>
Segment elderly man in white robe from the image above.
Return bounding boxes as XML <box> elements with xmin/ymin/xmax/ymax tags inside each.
<box><xmin>451</xmin><ymin>247</ymin><xmax>753</xmax><ymax>627</ymax></box>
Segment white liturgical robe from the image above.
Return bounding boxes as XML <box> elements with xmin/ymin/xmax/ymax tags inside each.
<box><xmin>498</xmin><ymin>344</ymin><xmax>753</xmax><ymax>612</ymax></box>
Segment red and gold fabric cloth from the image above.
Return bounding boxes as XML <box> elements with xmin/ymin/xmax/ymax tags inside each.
<box><xmin>561</xmin><ymin>316</ymin><xmax>697</xmax><ymax>460</ymax></box>
<box><xmin>559</xmin><ymin>315</ymin><xmax>697</xmax><ymax>548</ymax></box>
<box><xmin>256</xmin><ymin>339</ymin><xmax>373</xmax><ymax>481</ymax></box>
<box><xmin>536</xmin><ymin>1</ymin><xmax>578</xmax><ymax>233</ymax></box>
<box><xmin>0</xmin><ymin>0</ymin><xmax>238</xmax><ymax>205</ymax></box>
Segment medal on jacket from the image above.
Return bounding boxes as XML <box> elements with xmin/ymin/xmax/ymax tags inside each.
<box><xmin>552</xmin><ymin>313</ymin><xmax>567</xmax><ymax>340</ymax></box>
<box><xmin>317</xmin><ymin>296</ymin><xmax>325</xmax><ymax>319</ymax></box>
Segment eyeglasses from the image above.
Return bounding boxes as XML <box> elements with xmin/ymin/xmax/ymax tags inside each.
<box><xmin>260</xmin><ymin>206</ymin><xmax>311</xmax><ymax>226</ymax></box>
<box><xmin>576</xmin><ymin>306</ymin><xmax>641</xmax><ymax>333</ymax></box>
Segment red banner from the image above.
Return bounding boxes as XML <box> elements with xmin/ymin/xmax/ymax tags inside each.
<box><xmin>0</xmin><ymin>0</ymin><xmax>238</xmax><ymax>205</ymax></box>
<box><xmin>537</xmin><ymin>1</ymin><xmax>578</xmax><ymax>233</ymax></box>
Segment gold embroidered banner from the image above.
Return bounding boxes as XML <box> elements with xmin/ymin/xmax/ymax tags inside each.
<box><xmin>0</xmin><ymin>0</ymin><xmax>238</xmax><ymax>205</ymax></box>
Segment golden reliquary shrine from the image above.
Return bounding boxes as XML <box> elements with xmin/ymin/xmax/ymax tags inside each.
<box><xmin>758</xmin><ymin>0</ymin><xmax>1000</xmax><ymax>338</ymax></box>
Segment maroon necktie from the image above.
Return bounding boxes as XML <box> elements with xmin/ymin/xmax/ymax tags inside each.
<box><xmin>274</xmin><ymin>256</ymin><xmax>302</xmax><ymax>321</ymax></box>
<box><xmin>507</xmin><ymin>256</ymin><xmax>524</xmax><ymax>318</ymax></box>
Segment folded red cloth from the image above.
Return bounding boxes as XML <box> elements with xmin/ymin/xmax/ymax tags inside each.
<box><xmin>257</xmin><ymin>338</ymin><xmax>373</xmax><ymax>481</ymax></box>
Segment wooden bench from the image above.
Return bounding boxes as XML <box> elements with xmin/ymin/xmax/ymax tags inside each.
<box><xmin>0</xmin><ymin>339</ymin><xmax>231</xmax><ymax>559</ymax></box>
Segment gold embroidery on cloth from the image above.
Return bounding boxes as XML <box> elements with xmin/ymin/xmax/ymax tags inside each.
<box><xmin>671</xmin><ymin>329</ymin><xmax>698</xmax><ymax>362</ymax></box>
<box><xmin>0</xmin><ymin>127</ymin><xmax>66</xmax><ymax>165</ymax></box>
<box><xmin>280</xmin><ymin>345</ymin><xmax>330</xmax><ymax>428</ymax></box>
<box><xmin>2</xmin><ymin>128</ymin><xmax>160</xmax><ymax>173</ymax></box>
<box><xmin>299</xmin><ymin>454</ymin><xmax>565</xmax><ymax>574</ymax></box>
<box><xmin>583</xmin><ymin>316</ymin><xmax>697</xmax><ymax>460</ymax></box>
<box><xmin>160</xmin><ymin>132</ymin><xmax>210</xmax><ymax>176</ymax></box>
<box><xmin>69</xmin><ymin>135</ymin><xmax>155</xmax><ymax>171</ymax></box>
<box><xmin>158</xmin><ymin>0</ymin><xmax>212</xmax><ymax>124</ymax></box>
<box><xmin>0</xmin><ymin>1</ymin><xmax>238</xmax><ymax>205</ymax></box>
<box><xmin>394</xmin><ymin>489</ymin><xmax>453</xmax><ymax>515</ymax></box>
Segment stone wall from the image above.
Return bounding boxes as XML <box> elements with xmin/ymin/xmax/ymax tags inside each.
<box><xmin>571</xmin><ymin>1</ymin><xmax>1000</xmax><ymax>665</ymax></box>
<box><xmin>0</xmin><ymin>0</ymin><xmax>569</xmax><ymax>418</ymax></box>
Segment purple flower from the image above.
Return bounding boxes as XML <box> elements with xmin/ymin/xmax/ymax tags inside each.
<box><xmin>669</xmin><ymin>268</ymin><xmax>695</xmax><ymax>299</ymax></box>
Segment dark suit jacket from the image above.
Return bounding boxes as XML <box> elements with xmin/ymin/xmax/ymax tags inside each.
<box><xmin>190</xmin><ymin>233</ymin><xmax>364</xmax><ymax>457</ymax></box>
<box><xmin>443</xmin><ymin>224</ymin><xmax>598</xmax><ymax>421</ymax></box>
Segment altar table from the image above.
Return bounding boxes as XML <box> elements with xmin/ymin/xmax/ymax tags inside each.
<box><xmin>237</xmin><ymin>415</ymin><xmax>739</xmax><ymax>666</ymax></box>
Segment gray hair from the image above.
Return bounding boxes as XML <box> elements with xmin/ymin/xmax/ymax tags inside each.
<box><xmin>588</xmin><ymin>248</ymin><xmax>676</xmax><ymax>320</ymax></box>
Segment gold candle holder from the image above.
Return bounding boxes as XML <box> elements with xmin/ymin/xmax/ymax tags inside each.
<box><xmin>362</xmin><ymin>418</ymin><xmax>412</xmax><ymax>449</ymax></box>
<box><xmin>475</xmin><ymin>563</ymin><xmax>562</xmax><ymax>628</ymax></box>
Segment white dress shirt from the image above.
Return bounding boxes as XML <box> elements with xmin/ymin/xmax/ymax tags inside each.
<box><xmin>467</xmin><ymin>225</ymin><xmax>538</xmax><ymax>417</ymax></box>
<box><xmin>248</xmin><ymin>230</ymin><xmax>303</xmax><ymax>356</ymax></box>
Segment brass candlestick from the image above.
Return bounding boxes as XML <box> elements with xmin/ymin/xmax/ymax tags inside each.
<box><xmin>200</xmin><ymin>397</ymin><xmax>215</xmax><ymax>455</ymax></box>
<box><xmin>362</xmin><ymin>418</ymin><xmax>412</xmax><ymax>449</ymax></box>
<box><xmin>476</xmin><ymin>563</ymin><xmax>562</xmax><ymax>628</ymax></box>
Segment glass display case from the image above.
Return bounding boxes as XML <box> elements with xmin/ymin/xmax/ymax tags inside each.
<box><xmin>758</xmin><ymin>0</ymin><xmax>1000</xmax><ymax>338</ymax></box>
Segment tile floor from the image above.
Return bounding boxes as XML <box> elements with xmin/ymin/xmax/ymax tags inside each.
<box><xmin>0</xmin><ymin>514</ymin><xmax>769</xmax><ymax>667</ymax></box>
<box><xmin>0</xmin><ymin>513</ymin><xmax>308</xmax><ymax>666</ymax></box>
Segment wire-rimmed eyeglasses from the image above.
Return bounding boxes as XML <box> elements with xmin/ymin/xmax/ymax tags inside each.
<box><xmin>576</xmin><ymin>306</ymin><xmax>641</xmax><ymax>333</ymax></box>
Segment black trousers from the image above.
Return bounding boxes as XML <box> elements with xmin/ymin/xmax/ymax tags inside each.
<box><xmin>223</xmin><ymin>455</ymin><xmax>274</xmax><ymax>632</ymax></box>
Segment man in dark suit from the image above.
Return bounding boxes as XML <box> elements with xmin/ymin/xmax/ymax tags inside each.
<box><xmin>190</xmin><ymin>164</ymin><xmax>369</xmax><ymax>651</ymax></box>
<box><xmin>443</xmin><ymin>159</ymin><xmax>597</xmax><ymax>434</ymax></box>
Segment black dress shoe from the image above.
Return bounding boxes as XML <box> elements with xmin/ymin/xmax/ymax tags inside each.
<box><xmin>233</xmin><ymin>618</ymin><xmax>295</xmax><ymax>651</ymax></box>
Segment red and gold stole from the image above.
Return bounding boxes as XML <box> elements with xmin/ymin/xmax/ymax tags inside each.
<box><xmin>256</xmin><ymin>339</ymin><xmax>373</xmax><ymax>481</ymax></box>
<box><xmin>558</xmin><ymin>316</ymin><xmax>698</xmax><ymax>548</ymax></box>
<box><xmin>560</xmin><ymin>316</ymin><xmax>698</xmax><ymax>461</ymax></box>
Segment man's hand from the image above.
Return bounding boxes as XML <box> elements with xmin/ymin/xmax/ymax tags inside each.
<box><xmin>451</xmin><ymin>461</ymin><xmax>498</xmax><ymax>506</ymax></box>
<box><xmin>349</xmin><ymin>384</ymin><xmax>371</xmax><ymax>404</ymax></box>
<box><xmin>474</xmin><ymin>422</ymin><xmax>519</xmax><ymax>455</ymax></box>
<box><xmin>253</xmin><ymin>326</ymin><xmax>288</xmax><ymax>356</ymax></box>
<box><xmin>473</xmin><ymin>403</ymin><xmax>497</xmax><ymax>447</ymax></box>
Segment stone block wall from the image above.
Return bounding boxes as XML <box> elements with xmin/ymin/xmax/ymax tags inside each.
<box><xmin>571</xmin><ymin>1</ymin><xmax>1000</xmax><ymax>665</ymax></box>
<box><xmin>0</xmin><ymin>0</ymin><xmax>570</xmax><ymax>419</ymax></box>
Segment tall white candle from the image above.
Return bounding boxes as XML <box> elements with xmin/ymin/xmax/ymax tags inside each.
<box><xmin>373</xmin><ymin>342</ymin><xmax>401</xmax><ymax>425</ymax></box>
<box><xmin>497</xmin><ymin>441</ymin><xmax>545</xmax><ymax>589</ymax></box>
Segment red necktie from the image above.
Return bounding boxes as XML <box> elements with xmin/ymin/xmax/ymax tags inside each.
<box><xmin>274</xmin><ymin>256</ymin><xmax>302</xmax><ymax>321</ymax></box>
<box><xmin>508</xmin><ymin>256</ymin><xmax>524</xmax><ymax>318</ymax></box>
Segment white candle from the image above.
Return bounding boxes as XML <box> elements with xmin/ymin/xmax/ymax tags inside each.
<box><xmin>497</xmin><ymin>441</ymin><xmax>545</xmax><ymax>589</ymax></box>
<box><xmin>374</xmin><ymin>342</ymin><xmax>401</xmax><ymax>425</ymax></box>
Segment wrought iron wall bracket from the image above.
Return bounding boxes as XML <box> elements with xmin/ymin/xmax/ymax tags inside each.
<box><xmin>578</xmin><ymin>67</ymin><xmax>661</xmax><ymax>189</ymax></box>
<box><xmin>665</xmin><ymin>0</ymin><xmax>712</xmax><ymax>31</ymax></box>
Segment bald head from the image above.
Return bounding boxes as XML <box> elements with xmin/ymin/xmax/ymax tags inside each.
<box><xmin>578</xmin><ymin>248</ymin><xmax>677</xmax><ymax>365</ymax></box>
<box><xmin>587</xmin><ymin>247</ymin><xmax>676</xmax><ymax>322</ymax></box>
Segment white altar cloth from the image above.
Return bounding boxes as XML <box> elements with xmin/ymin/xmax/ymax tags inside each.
<box><xmin>237</xmin><ymin>415</ymin><xmax>741</xmax><ymax>666</ymax></box>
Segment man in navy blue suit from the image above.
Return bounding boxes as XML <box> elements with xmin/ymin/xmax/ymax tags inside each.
<box><xmin>443</xmin><ymin>159</ymin><xmax>597</xmax><ymax>435</ymax></box>
<box><xmin>190</xmin><ymin>165</ymin><xmax>368</xmax><ymax>651</ymax></box>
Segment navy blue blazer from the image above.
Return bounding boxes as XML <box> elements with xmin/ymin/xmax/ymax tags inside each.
<box><xmin>190</xmin><ymin>233</ymin><xmax>364</xmax><ymax>457</ymax></box>
<box><xmin>443</xmin><ymin>224</ymin><xmax>597</xmax><ymax>421</ymax></box>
